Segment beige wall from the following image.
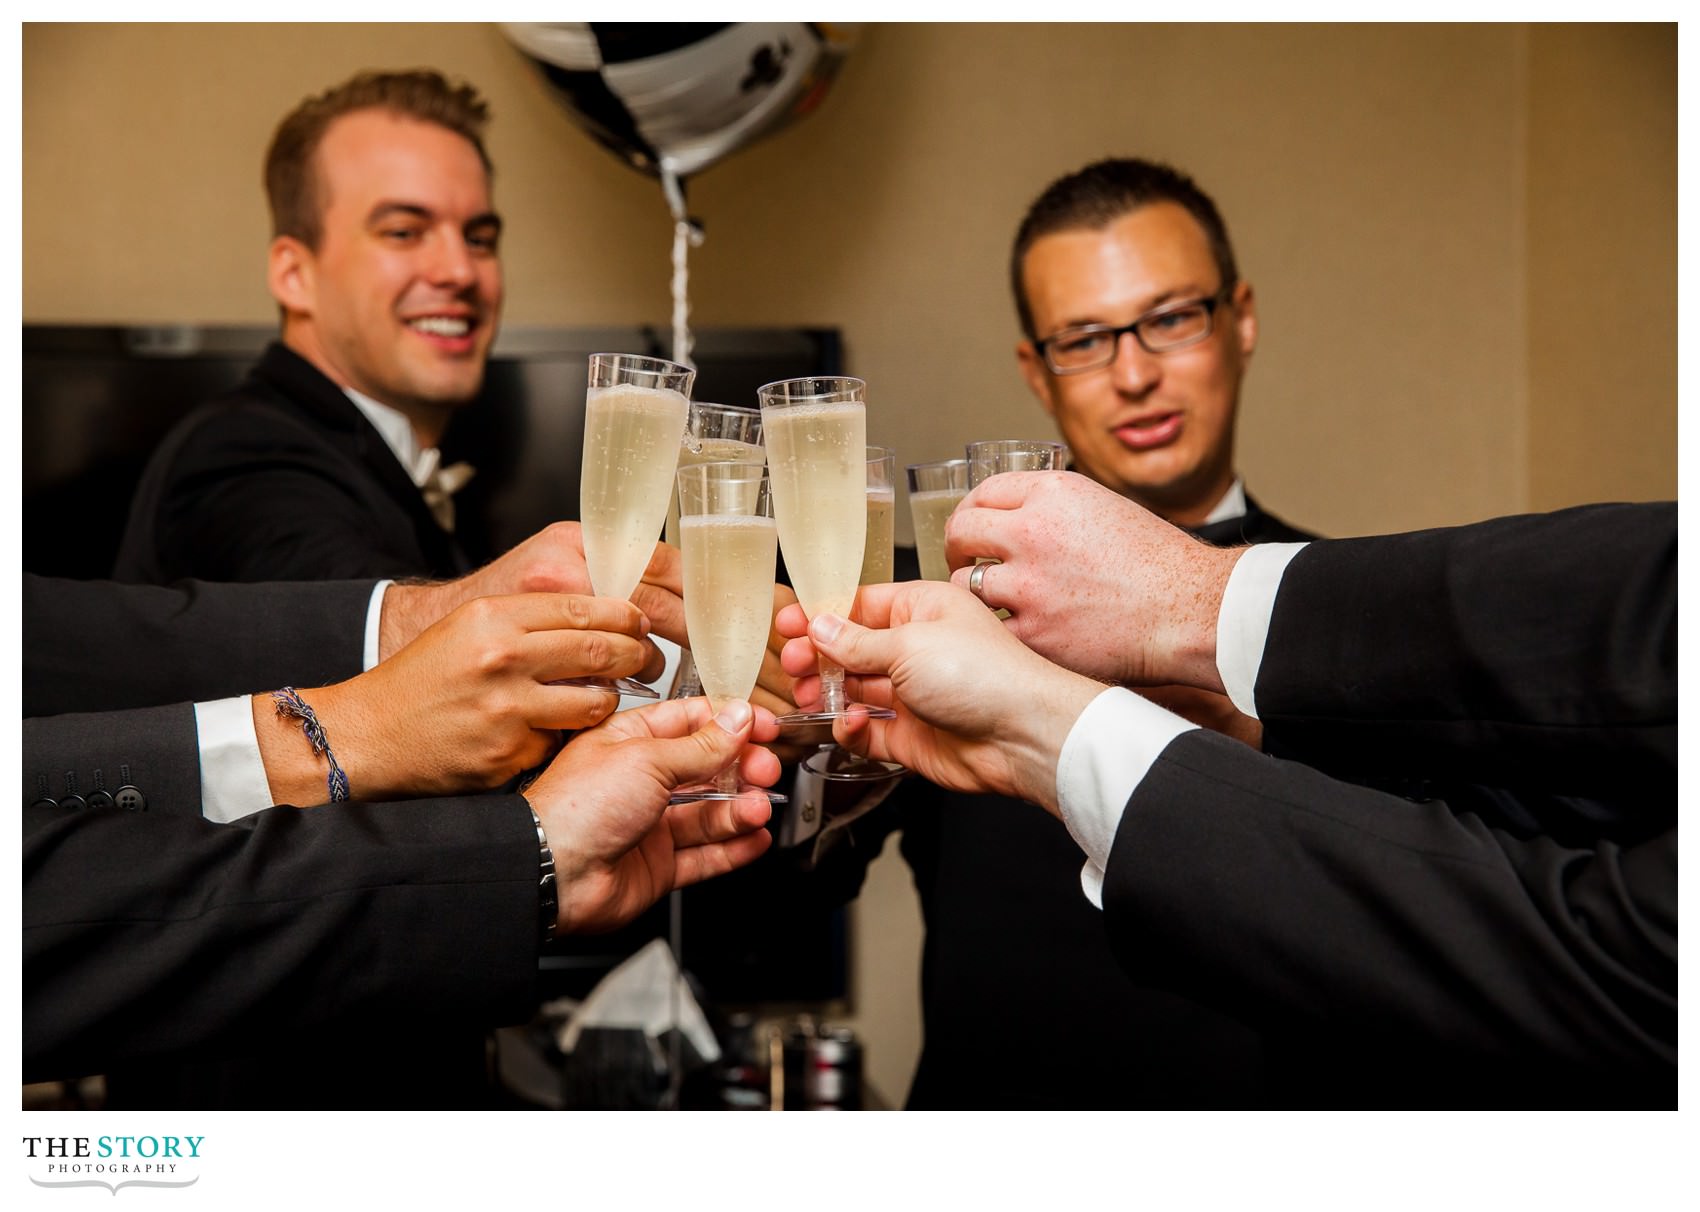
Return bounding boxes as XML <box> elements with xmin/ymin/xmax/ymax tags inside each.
<box><xmin>1525</xmin><ymin>24</ymin><xmax>1676</xmax><ymax>511</ymax></box>
<box><xmin>22</xmin><ymin>22</ymin><xmax>1676</xmax><ymax>1104</ymax></box>
<box><xmin>25</xmin><ymin>22</ymin><xmax>1675</xmax><ymax>525</ymax></box>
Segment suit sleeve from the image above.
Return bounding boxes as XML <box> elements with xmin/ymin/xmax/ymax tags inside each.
<box><xmin>23</xmin><ymin>574</ymin><xmax>372</xmax><ymax>715</ymax></box>
<box><xmin>1101</xmin><ymin>729</ymin><xmax>1675</xmax><ymax>1084</ymax></box>
<box><xmin>23</xmin><ymin>793</ymin><xmax>540</xmax><ymax>1082</ymax></box>
<box><xmin>23</xmin><ymin>706</ymin><xmax>205</xmax><ymax>819</ymax></box>
<box><xmin>1255</xmin><ymin>502</ymin><xmax>1676</xmax><ymax>800</ymax></box>
<box><xmin>1100</xmin><ymin>503</ymin><xmax>1675</xmax><ymax>1087</ymax></box>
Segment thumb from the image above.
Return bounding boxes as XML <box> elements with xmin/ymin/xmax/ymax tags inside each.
<box><xmin>808</xmin><ymin>613</ymin><xmax>897</xmax><ymax>678</ymax></box>
<box><xmin>642</xmin><ymin>699</ymin><xmax>753</xmax><ymax>788</ymax></box>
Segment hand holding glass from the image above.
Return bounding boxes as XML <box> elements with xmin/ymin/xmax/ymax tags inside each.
<box><xmin>964</xmin><ymin>440</ymin><xmax>1066</xmax><ymax>618</ymax></box>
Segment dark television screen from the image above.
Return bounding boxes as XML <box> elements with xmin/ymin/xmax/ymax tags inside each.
<box><xmin>22</xmin><ymin>323</ymin><xmax>842</xmax><ymax>578</ymax></box>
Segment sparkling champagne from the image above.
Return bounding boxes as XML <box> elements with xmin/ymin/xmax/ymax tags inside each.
<box><xmin>860</xmin><ymin>488</ymin><xmax>895</xmax><ymax>584</ymax></box>
<box><xmin>681</xmin><ymin>514</ymin><xmax>779</xmax><ymax>704</ymax></box>
<box><xmin>908</xmin><ymin>487</ymin><xmax>967</xmax><ymax>581</ymax></box>
<box><xmin>763</xmin><ymin>401</ymin><xmax>867</xmax><ymax>619</ymax></box>
<box><xmin>665</xmin><ymin>438</ymin><xmax>766</xmax><ymax>546</ymax></box>
<box><xmin>580</xmin><ymin>384</ymin><xmax>690</xmax><ymax>600</ymax></box>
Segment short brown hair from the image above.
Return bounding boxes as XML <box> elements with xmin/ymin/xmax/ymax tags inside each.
<box><xmin>265</xmin><ymin>69</ymin><xmax>492</xmax><ymax>248</ymax></box>
<box><xmin>1010</xmin><ymin>158</ymin><xmax>1239</xmax><ymax>341</ymax></box>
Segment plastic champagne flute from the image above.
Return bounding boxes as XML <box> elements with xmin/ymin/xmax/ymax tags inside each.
<box><xmin>666</xmin><ymin>401</ymin><xmax>766</xmax><ymax>699</ymax></box>
<box><xmin>859</xmin><ymin>446</ymin><xmax>897</xmax><ymax>585</ymax></box>
<box><xmin>905</xmin><ymin>457</ymin><xmax>970</xmax><ymax>582</ymax></box>
<box><xmin>669</xmin><ymin>462</ymin><xmax>786</xmax><ymax>803</ymax></box>
<box><xmin>963</xmin><ymin>439</ymin><xmax>1067</xmax><ymax>619</ymax></box>
<box><xmin>758</xmin><ymin>376</ymin><xmax>894</xmax><ymax>723</ymax></box>
<box><xmin>566</xmin><ymin>351</ymin><xmax>694</xmax><ymax>698</ymax></box>
<box><xmin>964</xmin><ymin>438</ymin><xmax>1069</xmax><ymax>487</ymax></box>
<box><xmin>665</xmin><ymin>401</ymin><xmax>765</xmax><ymax>547</ymax></box>
<box><xmin>804</xmin><ymin>444</ymin><xmax>907</xmax><ymax>783</ymax></box>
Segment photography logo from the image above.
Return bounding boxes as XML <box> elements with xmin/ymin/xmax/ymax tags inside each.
<box><xmin>23</xmin><ymin>1136</ymin><xmax>202</xmax><ymax>1195</ymax></box>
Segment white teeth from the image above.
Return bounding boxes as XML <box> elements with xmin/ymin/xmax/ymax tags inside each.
<box><xmin>408</xmin><ymin>316</ymin><xmax>471</xmax><ymax>337</ymax></box>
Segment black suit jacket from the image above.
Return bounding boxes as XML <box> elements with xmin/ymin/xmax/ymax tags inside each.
<box><xmin>112</xmin><ymin>342</ymin><xmax>470</xmax><ymax>585</ymax></box>
<box><xmin>21</xmin><ymin>575</ymin><xmax>534</xmax><ymax>1103</ymax></box>
<box><xmin>24</xmin><ymin>771</ymin><xmax>537</xmax><ymax>1086</ymax></box>
<box><xmin>813</xmin><ymin>494</ymin><xmax>1313</xmax><ymax>1108</ymax></box>
<box><xmin>23</xmin><ymin>572</ymin><xmax>371</xmax><ymax>719</ymax></box>
<box><xmin>1102</xmin><ymin>503</ymin><xmax>1676</xmax><ymax>1107</ymax></box>
<box><xmin>19</xmin><ymin>577</ymin><xmax>537</xmax><ymax>1087</ymax></box>
<box><xmin>23</xmin><ymin>572</ymin><xmax>374</xmax><ymax>809</ymax></box>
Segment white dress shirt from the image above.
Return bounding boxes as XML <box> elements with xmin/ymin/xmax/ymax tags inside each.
<box><xmin>1201</xmin><ymin>477</ymin><xmax>1248</xmax><ymax>527</ymax></box>
<box><xmin>345</xmin><ymin>387</ymin><xmax>440</xmax><ymax>491</ymax></box>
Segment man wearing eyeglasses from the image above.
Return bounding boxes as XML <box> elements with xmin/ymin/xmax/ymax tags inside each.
<box><xmin>1014</xmin><ymin>157</ymin><xmax>1310</xmax><ymax>546</ymax></box>
<box><xmin>805</xmin><ymin>160</ymin><xmax>1314</xmax><ymax>1109</ymax></box>
<box><xmin>929</xmin><ymin>159</ymin><xmax>1308</xmax><ymax>1104</ymax></box>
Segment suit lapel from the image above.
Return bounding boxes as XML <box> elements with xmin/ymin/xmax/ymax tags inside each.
<box><xmin>249</xmin><ymin>344</ymin><xmax>470</xmax><ymax>575</ymax></box>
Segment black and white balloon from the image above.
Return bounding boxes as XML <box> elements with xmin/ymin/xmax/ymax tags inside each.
<box><xmin>504</xmin><ymin>22</ymin><xmax>859</xmax><ymax>180</ymax></box>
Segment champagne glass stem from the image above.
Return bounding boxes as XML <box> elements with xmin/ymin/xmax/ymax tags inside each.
<box><xmin>818</xmin><ymin>659</ymin><xmax>849</xmax><ymax>714</ymax></box>
<box><xmin>674</xmin><ymin>648</ymin><xmax>702</xmax><ymax>699</ymax></box>
<box><xmin>713</xmin><ymin>760</ymin><xmax>741</xmax><ymax>797</ymax></box>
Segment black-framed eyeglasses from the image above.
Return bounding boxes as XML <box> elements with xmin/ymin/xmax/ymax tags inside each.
<box><xmin>1035</xmin><ymin>287</ymin><xmax>1233</xmax><ymax>375</ymax></box>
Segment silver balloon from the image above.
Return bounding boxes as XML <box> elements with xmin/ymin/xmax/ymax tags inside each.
<box><xmin>503</xmin><ymin>22</ymin><xmax>859</xmax><ymax>179</ymax></box>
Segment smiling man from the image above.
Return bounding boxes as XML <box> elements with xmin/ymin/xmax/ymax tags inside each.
<box><xmin>102</xmin><ymin>71</ymin><xmax>514</xmax><ymax>1110</ymax></box>
<box><xmin>114</xmin><ymin>70</ymin><xmax>504</xmax><ymax>585</ymax></box>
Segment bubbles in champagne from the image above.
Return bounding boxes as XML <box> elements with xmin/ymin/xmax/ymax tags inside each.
<box><xmin>763</xmin><ymin>402</ymin><xmax>866</xmax><ymax>619</ymax></box>
<box><xmin>581</xmin><ymin>384</ymin><xmax>690</xmax><ymax>599</ymax></box>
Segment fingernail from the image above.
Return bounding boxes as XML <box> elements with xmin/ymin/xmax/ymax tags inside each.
<box><xmin>714</xmin><ymin>700</ymin><xmax>752</xmax><ymax>733</ymax></box>
<box><xmin>810</xmin><ymin>613</ymin><xmax>844</xmax><ymax>645</ymax></box>
<box><xmin>638</xmin><ymin>613</ymin><xmax>652</xmax><ymax>637</ymax></box>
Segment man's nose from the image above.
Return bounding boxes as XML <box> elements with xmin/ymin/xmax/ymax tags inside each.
<box><xmin>427</xmin><ymin>233</ymin><xmax>479</xmax><ymax>290</ymax></box>
<box><xmin>1108</xmin><ymin>330</ymin><xmax>1161</xmax><ymax>396</ymax></box>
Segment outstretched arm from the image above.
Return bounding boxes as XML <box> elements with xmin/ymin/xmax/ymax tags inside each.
<box><xmin>24</xmin><ymin>696</ymin><xmax>780</xmax><ymax>1081</ymax></box>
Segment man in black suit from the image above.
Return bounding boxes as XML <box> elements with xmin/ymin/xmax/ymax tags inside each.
<box><xmin>777</xmin><ymin>478</ymin><xmax>1675</xmax><ymax>1108</ymax></box>
<box><xmin>24</xmin><ymin>568</ymin><xmax>780</xmax><ymax>1086</ymax></box>
<box><xmin>114</xmin><ymin>69</ymin><xmax>503</xmax><ymax>584</ymax></box>
<box><xmin>812</xmin><ymin>159</ymin><xmax>1309</xmax><ymax>1107</ymax></box>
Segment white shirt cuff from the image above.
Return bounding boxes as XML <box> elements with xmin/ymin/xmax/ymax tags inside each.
<box><xmin>1215</xmin><ymin>543</ymin><xmax>1307</xmax><ymax>719</ymax></box>
<box><xmin>363</xmin><ymin>581</ymin><xmax>392</xmax><ymax>671</ymax></box>
<box><xmin>1055</xmin><ymin>686</ymin><xmax>1198</xmax><ymax>908</ymax></box>
<box><xmin>194</xmin><ymin>696</ymin><xmax>274</xmax><ymax>822</ymax></box>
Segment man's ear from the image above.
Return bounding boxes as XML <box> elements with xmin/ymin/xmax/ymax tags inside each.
<box><xmin>1230</xmin><ymin>280</ymin><xmax>1258</xmax><ymax>362</ymax></box>
<box><xmin>267</xmin><ymin>235</ymin><xmax>316</xmax><ymax>318</ymax></box>
<box><xmin>1016</xmin><ymin>339</ymin><xmax>1059</xmax><ymax>419</ymax></box>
